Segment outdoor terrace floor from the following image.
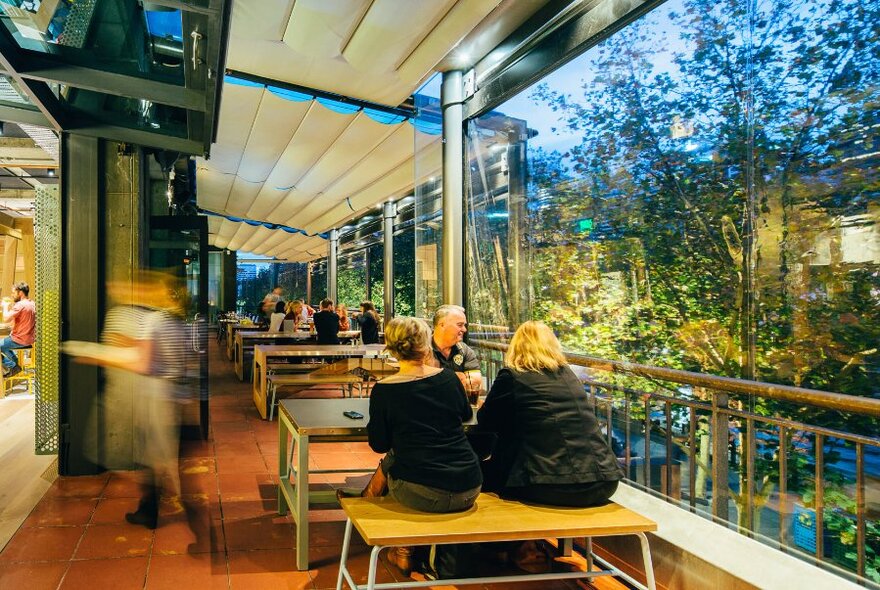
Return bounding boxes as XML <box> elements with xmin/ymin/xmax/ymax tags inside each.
<box><xmin>0</xmin><ymin>340</ymin><xmax>616</xmax><ymax>590</ymax></box>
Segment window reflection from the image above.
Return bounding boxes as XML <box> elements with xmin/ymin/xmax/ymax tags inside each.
<box><xmin>465</xmin><ymin>0</ymin><xmax>879</xmax><ymax>577</ymax></box>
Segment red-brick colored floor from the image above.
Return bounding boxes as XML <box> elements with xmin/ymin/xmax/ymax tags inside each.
<box><xmin>0</xmin><ymin>340</ymin><xmax>590</xmax><ymax>590</ymax></box>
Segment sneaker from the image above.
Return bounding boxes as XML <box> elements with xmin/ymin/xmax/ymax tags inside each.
<box><xmin>6</xmin><ymin>365</ymin><xmax>21</xmax><ymax>378</ymax></box>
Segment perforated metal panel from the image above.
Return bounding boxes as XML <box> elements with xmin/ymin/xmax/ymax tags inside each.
<box><xmin>34</xmin><ymin>185</ymin><xmax>60</xmax><ymax>455</ymax></box>
<box><xmin>59</xmin><ymin>0</ymin><xmax>98</xmax><ymax>49</ymax></box>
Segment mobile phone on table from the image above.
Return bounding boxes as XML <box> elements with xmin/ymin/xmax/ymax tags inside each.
<box><xmin>343</xmin><ymin>410</ymin><xmax>364</xmax><ymax>420</ymax></box>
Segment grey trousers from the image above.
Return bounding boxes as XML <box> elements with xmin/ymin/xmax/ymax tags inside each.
<box><xmin>381</xmin><ymin>453</ymin><xmax>480</xmax><ymax>513</ymax></box>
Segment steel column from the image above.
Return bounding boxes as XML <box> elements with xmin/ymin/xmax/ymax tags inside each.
<box><xmin>441</xmin><ymin>70</ymin><xmax>464</xmax><ymax>306</ymax></box>
<box><xmin>383</xmin><ymin>201</ymin><xmax>396</xmax><ymax>324</ymax></box>
<box><xmin>328</xmin><ymin>228</ymin><xmax>338</xmax><ymax>304</ymax></box>
<box><xmin>306</xmin><ymin>261</ymin><xmax>313</xmax><ymax>305</ymax></box>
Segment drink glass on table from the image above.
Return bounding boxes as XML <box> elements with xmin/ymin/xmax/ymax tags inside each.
<box><xmin>463</xmin><ymin>372</ymin><xmax>481</xmax><ymax>406</ymax></box>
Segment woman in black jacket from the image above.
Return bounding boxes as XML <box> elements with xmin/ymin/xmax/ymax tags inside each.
<box><xmin>476</xmin><ymin>321</ymin><xmax>623</xmax><ymax>507</ymax></box>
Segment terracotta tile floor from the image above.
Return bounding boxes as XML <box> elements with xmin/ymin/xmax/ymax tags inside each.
<box><xmin>0</xmin><ymin>340</ymin><xmax>595</xmax><ymax>590</ymax></box>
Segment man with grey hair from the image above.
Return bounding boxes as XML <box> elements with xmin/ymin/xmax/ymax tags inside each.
<box><xmin>431</xmin><ymin>304</ymin><xmax>483</xmax><ymax>396</ymax></box>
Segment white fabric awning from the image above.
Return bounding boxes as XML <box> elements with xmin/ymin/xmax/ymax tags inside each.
<box><xmin>198</xmin><ymin>0</ymin><xmax>531</xmax><ymax>261</ymax></box>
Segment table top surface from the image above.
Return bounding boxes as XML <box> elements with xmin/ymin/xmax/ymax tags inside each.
<box><xmin>240</xmin><ymin>330</ymin><xmax>361</xmax><ymax>339</ymax></box>
<box><xmin>280</xmin><ymin>397</ymin><xmax>476</xmax><ymax>436</ymax></box>
<box><xmin>255</xmin><ymin>343</ymin><xmax>386</xmax><ymax>357</ymax></box>
<box><xmin>280</xmin><ymin>398</ymin><xmax>371</xmax><ymax>435</ymax></box>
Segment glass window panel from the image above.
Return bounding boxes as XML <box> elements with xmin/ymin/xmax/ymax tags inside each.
<box><xmin>0</xmin><ymin>1</ymin><xmax>185</xmax><ymax>83</ymax></box>
<box><xmin>464</xmin><ymin>0</ymin><xmax>880</xmax><ymax>570</ymax></box>
<box><xmin>57</xmin><ymin>85</ymin><xmax>187</xmax><ymax>137</ymax></box>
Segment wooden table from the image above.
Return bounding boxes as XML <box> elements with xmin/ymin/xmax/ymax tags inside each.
<box><xmin>225</xmin><ymin>322</ymin><xmax>262</xmax><ymax>361</ymax></box>
<box><xmin>278</xmin><ymin>397</ymin><xmax>477</xmax><ymax>570</ymax></box>
<box><xmin>253</xmin><ymin>344</ymin><xmax>387</xmax><ymax>419</ymax></box>
<box><xmin>234</xmin><ymin>330</ymin><xmax>312</xmax><ymax>381</ymax></box>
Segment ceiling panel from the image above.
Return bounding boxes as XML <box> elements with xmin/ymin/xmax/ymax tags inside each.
<box><xmin>282</xmin><ymin>0</ymin><xmax>369</xmax><ymax>59</ymax></box>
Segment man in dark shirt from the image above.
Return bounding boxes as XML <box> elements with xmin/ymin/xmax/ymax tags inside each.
<box><xmin>431</xmin><ymin>304</ymin><xmax>482</xmax><ymax>393</ymax></box>
<box><xmin>313</xmin><ymin>298</ymin><xmax>340</xmax><ymax>345</ymax></box>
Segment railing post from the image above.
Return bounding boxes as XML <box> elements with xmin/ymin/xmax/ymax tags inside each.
<box><xmin>712</xmin><ymin>391</ymin><xmax>730</xmax><ymax>522</ymax></box>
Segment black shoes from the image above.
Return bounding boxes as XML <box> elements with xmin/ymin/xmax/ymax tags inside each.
<box><xmin>125</xmin><ymin>508</ymin><xmax>158</xmax><ymax>529</ymax></box>
<box><xmin>3</xmin><ymin>365</ymin><xmax>21</xmax><ymax>378</ymax></box>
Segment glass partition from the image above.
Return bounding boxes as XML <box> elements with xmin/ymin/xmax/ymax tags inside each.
<box><xmin>413</xmin><ymin>75</ymin><xmax>443</xmax><ymax>319</ymax></box>
<box><xmin>465</xmin><ymin>0</ymin><xmax>879</xmax><ymax>581</ymax></box>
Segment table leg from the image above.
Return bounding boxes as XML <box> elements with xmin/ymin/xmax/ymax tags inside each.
<box><xmin>295</xmin><ymin>431</ymin><xmax>310</xmax><ymax>570</ymax></box>
<box><xmin>278</xmin><ymin>415</ymin><xmax>291</xmax><ymax>515</ymax></box>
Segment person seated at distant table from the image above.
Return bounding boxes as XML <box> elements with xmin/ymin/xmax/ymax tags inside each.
<box><xmin>268</xmin><ymin>301</ymin><xmax>286</xmax><ymax>332</ymax></box>
<box><xmin>1</xmin><ymin>282</ymin><xmax>35</xmax><ymax>378</ymax></box>
<box><xmin>337</xmin><ymin>303</ymin><xmax>350</xmax><ymax>331</ymax></box>
<box><xmin>358</xmin><ymin>300</ymin><xmax>380</xmax><ymax>344</ymax></box>
<box><xmin>313</xmin><ymin>298</ymin><xmax>340</xmax><ymax>344</ymax></box>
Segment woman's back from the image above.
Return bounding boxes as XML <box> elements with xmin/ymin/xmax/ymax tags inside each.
<box><xmin>478</xmin><ymin>366</ymin><xmax>622</xmax><ymax>487</ymax></box>
<box><xmin>368</xmin><ymin>369</ymin><xmax>481</xmax><ymax>492</ymax></box>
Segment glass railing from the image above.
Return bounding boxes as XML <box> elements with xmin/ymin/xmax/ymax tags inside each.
<box><xmin>471</xmin><ymin>338</ymin><xmax>880</xmax><ymax>588</ymax></box>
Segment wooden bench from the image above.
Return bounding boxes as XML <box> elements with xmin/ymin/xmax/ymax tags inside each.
<box><xmin>266</xmin><ymin>373</ymin><xmax>367</xmax><ymax>420</ymax></box>
<box><xmin>337</xmin><ymin>493</ymin><xmax>657</xmax><ymax>590</ymax></box>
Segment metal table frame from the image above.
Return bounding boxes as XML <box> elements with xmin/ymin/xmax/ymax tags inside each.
<box><xmin>278</xmin><ymin>398</ymin><xmax>375</xmax><ymax>571</ymax></box>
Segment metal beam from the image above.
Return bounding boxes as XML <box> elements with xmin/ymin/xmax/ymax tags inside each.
<box><xmin>465</xmin><ymin>0</ymin><xmax>659</xmax><ymax>119</ymax></box>
<box><xmin>18</xmin><ymin>62</ymin><xmax>206</xmax><ymax>111</ymax></box>
<box><xmin>0</xmin><ymin>27</ymin><xmax>66</xmax><ymax>130</ymax></box>
<box><xmin>69</xmin><ymin>125</ymin><xmax>204</xmax><ymax>156</ymax></box>
<box><xmin>0</xmin><ymin>104</ymin><xmax>51</xmax><ymax>127</ymax></box>
<box><xmin>225</xmin><ymin>69</ymin><xmax>417</xmax><ymax>119</ymax></box>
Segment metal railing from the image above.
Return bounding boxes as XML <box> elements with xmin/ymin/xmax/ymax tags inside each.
<box><xmin>471</xmin><ymin>339</ymin><xmax>880</xmax><ymax>586</ymax></box>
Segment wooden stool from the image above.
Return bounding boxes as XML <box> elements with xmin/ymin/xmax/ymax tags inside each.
<box><xmin>5</xmin><ymin>346</ymin><xmax>34</xmax><ymax>395</ymax></box>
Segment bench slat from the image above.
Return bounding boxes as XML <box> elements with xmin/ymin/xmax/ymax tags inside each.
<box><xmin>340</xmin><ymin>494</ymin><xmax>656</xmax><ymax>546</ymax></box>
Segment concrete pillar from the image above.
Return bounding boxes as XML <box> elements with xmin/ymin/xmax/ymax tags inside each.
<box><xmin>441</xmin><ymin>70</ymin><xmax>464</xmax><ymax>305</ymax></box>
<box><xmin>383</xmin><ymin>200</ymin><xmax>396</xmax><ymax>324</ymax></box>
<box><xmin>328</xmin><ymin>228</ymin><xmax>338</xmax><ymax>304</ymax></box>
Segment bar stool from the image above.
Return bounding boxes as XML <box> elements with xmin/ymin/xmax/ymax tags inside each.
<box><xmin>5</xmin><ymin>346</ymin><xmax>34</xmax><ymax>395</ymax></box>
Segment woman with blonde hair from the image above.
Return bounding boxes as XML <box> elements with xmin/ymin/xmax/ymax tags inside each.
<box><xmin>476</xmin><ymin>321</ymin><xmax>622</xmax><ymax>507</ymax></box>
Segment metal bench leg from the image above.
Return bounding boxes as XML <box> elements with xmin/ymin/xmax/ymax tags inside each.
<box><xmin>636</xmin><ymin>532</ymin><xmax>656</xmax><ymax>590</ymax></box>
<box><xmin>336</xmin><ymin>518</ymin><xmax>354</xmax><ymax>590</ymax></box>
<box><xmin>585</xmin><ymin>537</ymin><xmax>593</xmax><ymax>571</ymax></box>
<box><xmin>366</xmin><ymin>545</ymin><xmax>382</xmax><ymax>590</ymax></box>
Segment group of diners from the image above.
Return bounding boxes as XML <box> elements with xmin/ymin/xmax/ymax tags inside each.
<box><xmin>260</xmin><ymin>285</ymin><xmax>381</xmax><ymax>345</ymax></box>
<box><xmin>340</xmin><ymin>303</ymin><xmax>624</xmax><ymax>578</ymax></box>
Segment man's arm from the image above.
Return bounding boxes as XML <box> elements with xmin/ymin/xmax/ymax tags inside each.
<box><xmin>458</xmin><ymin>344</ymin><xmax>483</xmax><ymax>391</ymax></box>
<box><xmin>2</xmin><ymin>300</ymin><xmax>17</xmax><ymax>323</ymax></box>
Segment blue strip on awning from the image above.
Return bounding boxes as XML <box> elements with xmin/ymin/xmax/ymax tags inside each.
<box><xmin>224</xmin><ymin>75</ymin><xmax>264</xmax><ymax>88</ymax></box>
<box><xmin>199</xmin><ymin>208</ymin><xmax>311</xmax><ymax>237</ymax></box>
<box><xmin>316</xmin><ymin>97</ymin><xmax>361</xmax><ymax>115</ymax></box>
<box><xmin>268</xmin><ymin>86</ymin><xmax>313</xmax><ymax>102</ymax></box>
<box><xmin>222</xmin><ymin>75</ymin><xmax>414</xmax><ymax>126</ymax></box>
<box><xmin>364</xmin><ymin>108</ymin><xmax>406</xmax><ymax>125</ymax></box>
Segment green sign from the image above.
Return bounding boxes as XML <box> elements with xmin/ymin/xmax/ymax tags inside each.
<box><xmin>575</xmin><ymin>218</ymin><xmax>594</xmax><ymax>233</ymax></box>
